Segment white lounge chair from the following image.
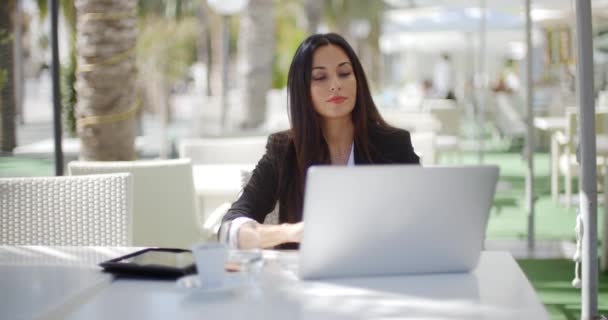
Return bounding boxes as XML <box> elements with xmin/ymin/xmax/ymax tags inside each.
<box><xmin>68</xmin><ymin>159</ymin><xmax>202</xmax><ymax>248</ymax></box>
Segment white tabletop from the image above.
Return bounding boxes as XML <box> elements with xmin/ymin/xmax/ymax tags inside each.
<box><xmin>0</xmin><ymin>246</ymin><xmax>137</xmax><ymax>320</ymax></box>
<box><xmin>534</xmin><ymin>117</ymin><xmax>567</xmax><ymax>131</ymax></box>
<box><xmin>58</xmin><ymin>250</ymin><xmax>548</xmax><ymax>320</ymax></box>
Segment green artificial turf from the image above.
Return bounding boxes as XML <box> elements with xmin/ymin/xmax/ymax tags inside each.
<box><xmin>517</xmin><ymin>259</ymin><xmax>608</xmax><ymax>320</ymax></box>
<box><xmin>453</xmin><ymin>151</ymin><xmax>603</xmax><ymax>242</ymax></box>
<box><xmin>453</xmin><ymin>150</ymin><xmax>608</xmax><ymax>319</ymax></box>
<box><xmin>0</xmin><ymin>156</ymin><xmax>54</xmax><ymax>177</ymax></box>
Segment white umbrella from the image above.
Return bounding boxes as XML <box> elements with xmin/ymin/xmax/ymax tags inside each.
<box><xmin>383</xmin><ymin>7</ymin><xmax>522</xmax><ymax>33</ymax></box>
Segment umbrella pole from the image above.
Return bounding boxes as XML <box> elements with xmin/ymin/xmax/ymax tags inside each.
<box><xmin>477</xmin><ymin>0</ymin><xmax>486</xmax><ymax>164</ymax></box>
<box><xmin>524</xmin><ymin>0</ymin><xmax>535</xmax><ymax>252</ymax></box>
<box><xmin>50</xmin><ymin>0</ymin><xmax>64</xmax><ymax>175</ymax></box>
<box><xmin>574</xmin><ymin>0</ymin><xmax>598</xmax><ymax>318</ymax></box>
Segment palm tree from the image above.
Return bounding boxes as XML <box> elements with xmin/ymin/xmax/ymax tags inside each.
<box><xmin>238</xmin><ymin>0</ymin><xmax>275</xmax><ymax>129</ymax></box>
<box><xmin>0</xmin><ymin>0</ymin><xmax>16</xmax><ymax>153</ymax></box>
<box><xmin>74</xmin><ymin>0</ymin><xmax>138</xmax><ymax>160</ymax></box>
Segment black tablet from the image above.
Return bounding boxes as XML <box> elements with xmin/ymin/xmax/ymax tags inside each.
<box><xmin>99</xmin><ymin>248</ymin><xmax>196</xmax><ymax>279</ymax></box>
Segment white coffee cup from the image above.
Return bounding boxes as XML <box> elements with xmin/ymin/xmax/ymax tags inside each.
<box><xmin>192</xmin><ymin>242</ymin><xmax>227</xmax><ymax>288</ymax></box>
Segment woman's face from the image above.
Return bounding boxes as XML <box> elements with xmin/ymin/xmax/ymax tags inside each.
<box><xmin>309</xmin><ymin>44</ymin><xmax>357</xmax><ymax>121</ymax></box>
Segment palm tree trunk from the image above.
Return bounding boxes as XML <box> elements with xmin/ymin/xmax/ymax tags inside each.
<box><xmin>0</xmin><ymin>0</ymin><xmax>17</xmax><ymax>153</ymax></box>
<box><xmin>75</xmin><ymin>0</ymin><xmax>137</xmax><ymax>160</ymax></box>
<box><xmin>238</xmin><ymin>0</ymin><xmax>275</xmax><ymax>129</ymax></box>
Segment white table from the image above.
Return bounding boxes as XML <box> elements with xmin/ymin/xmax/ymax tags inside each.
<box><xmin>0</xmin><ymin>246</ymin><xmax>135</xmax><ymax>319</ymax></box>
<box><xmin>1</xmin><ymin>247</ymin><xmax>549</xmax><ymax>320</ymax></box>
<box><xmin>12</xmin><ymin>137</ymin><xmax>151</xmax><ymax>160</ymax></box>
<box><xmin>533</xmin><ymin>117</ymin><xmax>567</xmax><ymax>132</ymax></box>
<box><xmin>534</xmin><ymin>116</ymin><xmax>568</xmax><ymax>152</ymax></box>
<box><xmin>382</xmin><ymin>111</ymin><xmax>441</xmax><ymax>133</ymax></box>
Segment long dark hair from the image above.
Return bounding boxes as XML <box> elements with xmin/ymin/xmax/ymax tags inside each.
<box><xmin>281</xmin><ymin>33</ymin><xmax>391</xmax><ymax>221</ymax></box>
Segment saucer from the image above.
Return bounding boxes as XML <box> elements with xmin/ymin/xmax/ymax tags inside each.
<box><xmin>176</xmin><ymin>273</ymin><xmax>246</xmax><ymax>292</ymax></box>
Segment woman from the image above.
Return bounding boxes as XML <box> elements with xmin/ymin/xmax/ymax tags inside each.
<box><xmin>221</xmin><ymin>33</ymin><xmax>420</xmax><ymax>249</ymax></box>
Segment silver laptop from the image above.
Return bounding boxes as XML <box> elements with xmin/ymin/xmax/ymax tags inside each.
<box><xmin>299</xmin><ymin>165</ymin><xmax>499</xmax><ymax>280</ymax></box>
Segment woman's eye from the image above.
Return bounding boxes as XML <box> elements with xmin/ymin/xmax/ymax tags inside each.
<box><xmin>339</xmin><ymin>72</ymin><xmax>352</xmax><ymax>78</ymax></box>
<box><xmin>312</xmin><ymin>76</ymin><xmax>326</xmax><ymax>81</ymax></box>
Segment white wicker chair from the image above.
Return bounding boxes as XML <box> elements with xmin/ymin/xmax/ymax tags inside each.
<box><xmin>68</xmin><ymin>159</ymin><xmax>202</xmax><ymax>248</ymax></box>
<box><xmin>0</xmin><ymin>173</ymin><xmax>133</xmax><ymax>246</ymax></box>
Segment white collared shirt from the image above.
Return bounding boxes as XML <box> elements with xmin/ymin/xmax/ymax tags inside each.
<box><xmin>221</xmin><ymin>143</ymin><xmax>355</xmax><ymax>248</ymax></box>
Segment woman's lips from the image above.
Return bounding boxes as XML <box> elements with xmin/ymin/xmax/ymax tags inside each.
<box><xmin>327</xmin><ymin>96</ymin><xmax>347</xmax><ymax>104</ymax></box>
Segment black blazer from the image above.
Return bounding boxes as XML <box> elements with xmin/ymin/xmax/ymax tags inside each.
<box><xmin>222</xmin><ymin>125</ymin><xmax>420</xmax><ymax>247</ymax></box>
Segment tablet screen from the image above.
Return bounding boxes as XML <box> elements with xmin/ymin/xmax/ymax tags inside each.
<box><xmin>121</xmin><ymin>251</ymin><xmax>194</xmax><ymax>268</ymax></box>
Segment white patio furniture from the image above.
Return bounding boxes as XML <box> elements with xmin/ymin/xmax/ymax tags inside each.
<box><xmin>423</xmin><ymin>99</ymin><xmax>462</xmax><ymax>161</ymax></box>
<box><xmin>0</xmin><ymin>174</ymin><xmax>133</xmax><ymax>246</ymax></box>
<box><xmin>178</xmin><ymin>136</ymin><xmax>269</xmax><ymax>228</ymax></box>
<box><xmin>200</xmin><ymin>167</ymin><xmax>279</xmax><ymax>237</ymax></box>
<box><xmin>492</xmin><ymin>93</ymin><xmax>527</xmax><ymax>144</ymax></box>
<box><xmin>178</xmin><ymin>136</ymin><xmax>267</xmax><ymax>165</ymax></box>
<box><xmin>410</xmin><ymin>131</ymin><xmax>437</xmax><ymax>165</ymax></box>
<box><xmin>13</xmin><ymin>137</ymin><xmax>151</xmax><ymax>161</ymax></box>
<box><xmin>0</xmin><ymin>246</ymin><xmax>549</xmax><ymax>320</ymax></box>
<box><xmin>191</xmin><ymin>164</ymin><xmax>254</xmax><ymax>225</ymax></box>
<box><xmin>550</xmin><ymin>108</ymin><xmax>608</xmax><ymax>206</ymax></box>
<box><xmin>68</xmin><ymin>159</ymin><xmax>202</xmax><ymax>248</ymax></box>
<box><xmin>381</xmin><ymin>110</ymin><xmax>441</xmax><ymax>133</ymax></box>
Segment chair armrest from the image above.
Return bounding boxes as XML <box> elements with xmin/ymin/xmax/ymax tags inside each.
<box><xmin>203</xmin><ymin>202</ymin><xmax>232</xmax><ymax>235</ymax></box>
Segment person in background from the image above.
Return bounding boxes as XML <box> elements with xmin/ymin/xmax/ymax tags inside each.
<box><xmin>493</xmin><ymin>58</ymin><xmax>521</xmax><ymax>94</ymax></box>
<box><xmin>219</xmin><ymin>33</ymin><xmax>420</xmax><ymax>250</ymax></box>
<box><xmin>432</xmin><ymin>53</ymin><xmax>456</xmax><ymax>100</ymax></box>
<box><xmin>421</xmin><ymin>78</ymin><xmax>434</xmax><ymax>98</ymax></box>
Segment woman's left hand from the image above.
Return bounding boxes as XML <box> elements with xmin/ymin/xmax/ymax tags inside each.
<box><xmin>283</xmin><ymin>222</ymin><xmax>304</xmax><ymax>243</ymax></box>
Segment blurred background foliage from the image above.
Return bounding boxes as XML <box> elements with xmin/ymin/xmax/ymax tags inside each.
<box><xmin>273</xmin><ymin>0</ymin><xmax>307</xmax><ymax>89</ymax></box>
<box><xmin>0</xmin><ymin>68</ymin><xmax>6</xmax><ymax>92</ymax></box>
<box><xmin>134</xmin><ymin>0</ymin><xmax>314</xmax><ymax>90</ymax></box>
<box><xmin>137</xmin><ymin>16</ymin><xmax>199</xmax><ymax>84</ymax></box>
<box><xmin>12</xmin><ymin>0</ymin><xmax>389</xmax><ymax>140</ymax></box>
<box><xmin>61</xmin><ymin>43</ymin><xmax>76</xmax><ymax>136</ymax></box>
<box><xmin>36</xmin><ymin>0</ymin><xmax>77</xmax><ymax>135</ymax></box>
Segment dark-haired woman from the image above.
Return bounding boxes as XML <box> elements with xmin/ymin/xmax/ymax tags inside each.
<box><xmin>220</xmin><ymin>33</ymin><xmax>420</xmax><ymax>249</ymax></box>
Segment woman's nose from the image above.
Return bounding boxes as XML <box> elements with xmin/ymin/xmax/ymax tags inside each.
<box><xmin>330</xmin><ymin>77</ymin><xmax>341</xmax><ymax>91</ymax></box>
